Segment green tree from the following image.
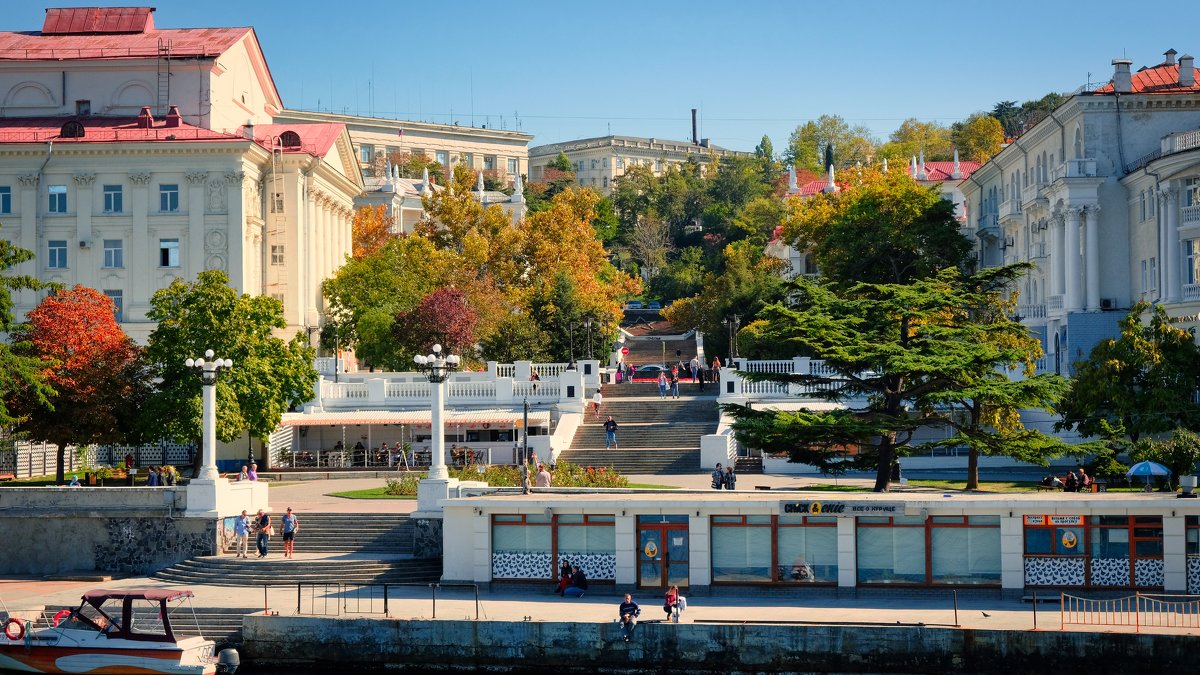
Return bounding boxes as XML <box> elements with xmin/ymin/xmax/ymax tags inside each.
<box><xmin>783</xmin><ymin>167</ymin><xmax>972</xmax><ymax>288</ymax></box>
<box><xmin>952</xmin><ymin>113</ymin><xmax>1005</xmax><ymax>163</ymax></box>
<box><xmin>141</xmin><ymin>270</ymin><xmax>318</xmax><ymax>467</ymax></box>
<box><xmin>785</xmin><ymin>115</ymin><xmax>877</xmax><ymax>173</ymax></box>
<box><xmin>727</xmin><ymin>265</ymin><xmax>1052</xmax><ymax>492</ymax></box>
<box><xmin>1057</xmin><ymin>302</ymin><xmax>1200</xmax><ymax>446</ymax></box>
<box><xmin>0</xmin><ymin>230</ymin><xmax>51</xmax><ymax>427</ymax></box>
<box><xmin>1131</xmin><ymin>429</ymin><xmax>1200</xmax><ymax>490</ymax></box>
<box><xmin>387</xmin><ymin>150</ymin><xmax>444</xmax><ymax>183</ymax></box>
<box><xmin>755</xmin><ymin>135</ymin><xmax>774</xmax><ymax>160</ymax></box>
<box><xmin>878</xmin><ymin>118</ymin><xmax>955</xmax><ymax>163</ymax></box>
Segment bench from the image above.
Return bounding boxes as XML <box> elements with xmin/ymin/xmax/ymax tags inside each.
<box><xmin>0</xmin><ymin>473</ymin><xmax>14</xmax><ymax>481</ymax></box>
<box><xmin>1034</xmin><ymin>484</ymin><xmax>1058</xmax><ymax>492</ymax></box>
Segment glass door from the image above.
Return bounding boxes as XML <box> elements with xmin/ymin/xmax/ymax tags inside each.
<box><xmin>637</xmin><ymin>515</ymin><xmax>689</xmax><ymax>589</ymax></box>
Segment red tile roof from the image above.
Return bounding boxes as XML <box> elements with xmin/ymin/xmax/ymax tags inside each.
<box><xmin>795</xmin><ymin>179</ymin><xmax>832</xmax><ymax>195</ymax></box>
<box><xmin>0</xmin><ymin>116</ymin><xmax>244</xmax><ymax>144</ymax></box>
<box><xmin>43</xmin><ymin>7</ymin><xmax>154</xmax><ymax>34</ymax></box>
<box><xmin>907</xmin><ymin>160</ymin><xmax>982</xmax><ymax>182</ymax></box>
<box><xmin>245</xmin><ymin>123</ymin><xmax>345</xmax><ymax>158</ymax></box>
<box><xmin>0</xmin><ymin>6</ymin><xmax>251</xmax><ymax>61</ymax></box>
<box><xmin>1095</xmin><ymin>63</ymin><xmax>1200</xmax><ymax>94</ymax></box>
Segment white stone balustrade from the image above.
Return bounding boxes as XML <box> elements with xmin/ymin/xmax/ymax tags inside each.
<box><xmin>1053</xmin><ymin>159</ymin><xmax>1097</xmax><ymax>179</ymax></box>
<box><xmin>1183</xmin><ymin>283</ymin><xmax>1200</xmax><ymax>302</ymax></box>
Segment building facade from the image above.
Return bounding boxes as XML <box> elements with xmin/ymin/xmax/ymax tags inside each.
<box><xmin>0</xmin><ymin>7</ymin><xmax>361</xmax><ymax>340</ymax></box>
<box><xmin>528</xmin><ymin>135</ymin><xmax>751</xmax><ymax>194</ymax></box>
<box><xmin>962</xmin><ymin>51</ymin><xmax>1200</xmax><ymax>372</ymax></box>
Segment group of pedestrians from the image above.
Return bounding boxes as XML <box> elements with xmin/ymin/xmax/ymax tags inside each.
<box><xmin>614</xmin><ymin>585</ymin><xmax>685</xmax><ymax>642</ymax></box>
<box><xmin>519</xmin><ymin>459</ymin><xmax>554</xmax><ymax>494</ymax></box>
<box><xmin>233</xmin><ymin>507</ymin><xmax>299</xmax><ymax>558</ymax></box>
<box><xmin>711</xmin><ymin>462</ymin><xmax>737</xmax><ymax>490</ymax></box>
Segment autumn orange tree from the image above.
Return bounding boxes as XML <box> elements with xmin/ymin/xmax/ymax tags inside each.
<box><xmin>9</xmin><ymin>286</ymin><xmax>150</xmax><ymax>482</ymax></box>
<box><xmin>351</xmin><ymin>204</ymin><xmax>396</xmax><ymax>260</ymax></box>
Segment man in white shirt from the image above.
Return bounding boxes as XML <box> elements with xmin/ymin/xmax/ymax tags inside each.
<box><xmin>593</xmin><ymin>390</ymin><xmax>603</xmax><ymax>420</ymax></box>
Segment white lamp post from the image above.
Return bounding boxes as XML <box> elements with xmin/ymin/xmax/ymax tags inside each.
<box><xmin>186</xmin><ymin>349</ymin><xmax>234</xmax><ymax>482</ymax></box>
<box><xmin>413</xmin><ymin>344</ymin><xmax>460</xmax><ymax>481</ymax></box>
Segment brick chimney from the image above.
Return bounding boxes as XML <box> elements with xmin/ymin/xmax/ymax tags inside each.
<box><xmin>1112</xmin><ymin>59</ymin><xmax>1133</xmax><ymax>93</ymax></box>
<box><xmin>1180</xmin><ymin>54</ymin><xmax>1195</xmax><ymax>87</ymax></box>
<box><xmin>136</xmin><ymin>106</ymin><xmax>154</xmax><ymax>129</ymax></box>
<box><xmin>164</xmin><ymin>105</ymin><xmax>182</xmax><ymax>128</ymax></box>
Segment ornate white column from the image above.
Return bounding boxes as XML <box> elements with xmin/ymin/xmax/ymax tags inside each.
<box><xmin>16</xmin><ymin>174</ymin><xmax>38</xmax><ymax>311</ymax></box>
<box><xmin>1165</xmin><ymin>187</ymin><xmax>1181</xmax><ymax>303</ymax></box>
<box><xmin>73</xmin><ymin>173</ymin><xmax>96</xmax><ymax>288</ymax></box>
<box><xmin>303</xmin><ymin>190</ymin><xmax>318</xmax><ymax>327</ymax></box>
<box><xmin>1084</xmin><ymin>205</ymin><xmax>1101</xmax><ymax>311</ymax></box>
<box><xmin>127</xmin><ymin>171</ymin><xmax>152</xmax><ymax>318</ymax></box>
<box><xmin>185</xmin><ymin>170</ymin><xmax>208</xmax><ymax>277</ymax></box>
<box><xmin>1064</xmin><ymin>207</ymin><xmax>1082</xmax><ymax>311</ymax></box>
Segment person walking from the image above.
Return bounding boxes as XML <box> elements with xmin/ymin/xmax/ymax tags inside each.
<box><xmin>663</xmin><ymin>585</ymin><xmax>681</xmax><ymax>622</ymax></box>
<box><xmin>593</xmin><ymin>390</ymin><xmax>603</xmax><ymax>420</ymax></box>
<box><xmin>657</xmin><ymin>371</ymin><xmax>668</xmax><ymax>399</ymax></box>
<box><xmin>535</xmin><ymin>464</ymin><xmax>552</xmax><ymax>488</ymax></box>
<box><xmin>669</xmin><ymin>368</ymin><xmax>680</xmax><ymax>399</ymax></box>
<box><xmin>281</xmin><ymin>507</ymin><xmax>299</xmax><ymax>558</ymax></box>
<box><xmin>254</xmin><ymin>509</ymin><xmax>271</xmax><ymax>558</ymax></box>
<box><xmin>233</xmin><ymin>510</ymin><xmax>251</xmax><ymax>558</ymax></box>
<box><xmin>248</xmin><ymin>463</ymin><xmax>259</xmax><ymax>481</ymax></box>
<box><xmin>712</xmin><ymin>356</ymin><xmax>721</xmax><ymax>382</ymax></box>
<box><xmin>618</xmin><ymin>594</ymin><xmax>641</xmax><ymax>641</ymax></box>
<box><xmin>689</xmin><ymin>356</ymin><xmax>700</xmax><ymax>383</ymax></box>
<box><xmin>723</xmin><ymin>465</ymin><xmax>737</xmax><ymax>491</ymax></box>
<box><xmin>604</xmin><ymin>416</ymin><xmax>619</xmax><ymax>450</ymax></box>
<box><xmin>710</xmin><ymin>463</ymin><xmax>724</xmax><ymax>490</ymax></box>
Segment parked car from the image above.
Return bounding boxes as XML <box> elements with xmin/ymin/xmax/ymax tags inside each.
<box><xmin>632</xmin><ymin>364</ymin><xmax>667</xmax><ymax>378</ymax></box>
<box><xmin>626</xmin><ymin>300</ymin><xmax>644</xmax><ymax>309</ymax></box>
<box><xmin>648</xmin><ymin>301</ymin><xmax>661</xmax><ymax>310</ymax></box>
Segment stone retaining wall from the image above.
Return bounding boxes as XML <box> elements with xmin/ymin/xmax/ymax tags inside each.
<box><xmin>242</xmin><ymin>615</ymin><xmax>1194</xmax><ymax>673</ymax></box>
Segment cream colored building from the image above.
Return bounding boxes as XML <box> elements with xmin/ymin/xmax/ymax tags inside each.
<box><xmin>274</xmin><ymin>110</ymin><xmax>533</xmax><ymax>186</ymax></box>
<box><xmin>0</xmin><ymin>7</ymin><xmax>361</xmax><ymax>341</ymax></box>
<box><xmin>528</xmin><ymin>135</ymin><xmax>751</xmax><ymax>193</ymax></box>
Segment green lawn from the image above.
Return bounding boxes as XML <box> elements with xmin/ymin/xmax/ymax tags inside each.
<box><xmin>801</xmin><ymin>484</ymin><xmax>874</xmax><ymax>492</ymax></box>
<box><xmin>627</xmin><ymin>483</ymin><xmax>680</xmax><ymax>489</ymax></box>
<box><xmin>326</xmin><ymin>487</ymin><xmax>416</xmax><ymax>500</ymax></box>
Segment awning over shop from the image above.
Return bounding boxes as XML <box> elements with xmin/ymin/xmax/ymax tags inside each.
<box><xmin>280</xmin><ymin>409</ymin><xmax>550</xmax><ymax>429</ymax></box>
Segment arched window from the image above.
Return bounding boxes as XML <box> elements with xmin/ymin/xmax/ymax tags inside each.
<box><xmin>1073</xmin><ymin>127</ymin><xmax>1083</xmax><ymax>159</ymax></box>
<box><xmin>60</xmin><ymin>120</ymin><xmax>85</xmax><ymax>138</ymax></box>
<box><xmin>279</xmin><ymin>130</ymin><xmax>301</xmax><ymax>148</ymax></box>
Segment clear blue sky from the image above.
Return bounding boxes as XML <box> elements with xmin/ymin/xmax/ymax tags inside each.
<box><xmin>9</xmin><ymin>2</ymin><xmax>1196</xmax><ymax>151</ymax></box>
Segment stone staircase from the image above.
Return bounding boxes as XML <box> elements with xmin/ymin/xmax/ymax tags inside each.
<box><xmin>561</xmin><ymin>385</ymin><xmax>718</xmax><ymax>474</ymax></box>
<box><xmin>217</xmin><ymin>513</ymin><xmax>415</xmax><ymax>554</ymax></box>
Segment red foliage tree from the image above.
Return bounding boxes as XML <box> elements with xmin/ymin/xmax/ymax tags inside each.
<box><xmin>393</xmin><ymin>288</ymin><xmax>478</xmax><ymax>357</ymax></box>
<box><xmin>9</xmin><ymin>286</ymin><xmax>149</xmax><ymax>481</ymax></box>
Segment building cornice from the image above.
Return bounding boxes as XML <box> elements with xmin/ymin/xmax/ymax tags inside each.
<box><xmin>276</xmin><ymin>109</ymin><xmax>533</xmax><ymax>143</ymax></box>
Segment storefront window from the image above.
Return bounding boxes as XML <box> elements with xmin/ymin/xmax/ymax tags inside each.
<box><xmin>491</xmin><ymin>514</ymin><xmax>552</xmax><ymax>579</ymax></box>
<box><xmin>857</xmin><ymin>516</ymin><xmax>926</xmax><ymax>584</ymax></box>
<box><xmin>930</xmin><ymin>516</ymin><xmax>1001</xmax><ymax>585</ymax></box>
<box><xmin>777</xmin><ymin>516</ymin><xmax>837</xmax><ymax>583</ymax></box>
<box><xmin>556</xmin><ymin>514</ymin><xmax>616</xmax><ymax>580</ymax></box>
<box><xmin>711</xmin><ymin>515</ymin><xmax>772</xmax><ymax>582</ymax></box>
<box><xmin>1088</xmin><ymin>515</ymin><xmax>1162</xmax><ymax>587</ymax></box>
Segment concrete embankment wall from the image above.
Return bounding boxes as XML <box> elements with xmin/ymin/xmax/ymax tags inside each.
<box><xmin>0</xmin><ymin>487</ymin><xmax>215</xmax><ymax>574</ymax></box>
<box><xmin>243</xmin><ymin>615</ymin><xmax>1194</xmax><ymax>673</ymax></box>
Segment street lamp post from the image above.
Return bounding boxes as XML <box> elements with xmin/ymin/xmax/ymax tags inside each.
<box><xmin>725</xmin><ymin>314</ymin><xmax>742</xmax><ymax>364</ymax></box>
<box><xmin>185</xmin><ymin>349</ymin><xmax>234</xmax><ymax>482</ymax></box>
<box><xmin>414</xmin><ymin>344</ymin><xmax>461</xmax><ymax>481</ymax></box>
<box><xmin>584</xmin><ymin>316</ymin><xmax>594</xmax><ymax>360</ymax></box>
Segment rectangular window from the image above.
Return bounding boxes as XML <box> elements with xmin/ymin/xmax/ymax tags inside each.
<box><xmin>270</xmin><ymin>192</ymin><xmax>284</xmax><ymax>214</ymax></box>
<box><xmin>483</xmin><ymin>155</ymin><xmax>495</xmax><ymax>171</ymax></box>
<box><xmin>270</xmin><ymin>292</ymin><xmax>285</xmax><ymax>304</ymax></box>
<box><xmin>777</xmin><ymin>516</ymin><xmax>838</xmax><ymax>583</ymax></box>
<box><xmin>463</xmin><ymin>153</ymin><xmax>473</xmax><ymax>168</ymax></box>
<box><xmin>47</xmin><ymin>239</ymin><xmax>67</xmax><ymax>269</ymax></box>
<box><xmin>103</xmin><ymin>239</ymin><xmax>123</xmax><ymax>268</ymax></box>
<box><xmin>103</xmin><ymin>184</ymin><xmax>123</xmax><ymax>213</ymax></box>
<box><xmin>1150</xmin><ymin>257</ymin><xmax>1158</xmax><ymax>291</ymax></box>
<box><xmin>159</xmin><ymin>184</ymin><xmax>179</xmax><ymax>212</ymax></box>
<box><xmin>617</xmin><ymin>158</ymin><xmax>625</xmax><ymax>170</ymax></box>
<box><xmin>1140</xmin><ymin>191</ymin><xmax>1147</xmax><ymax>221</ymax></box>
<box><xmin>435</xmin><ymin>151</ymin><xmax>448</xmax><ymax>166</ymax></box>
<box><xmin>1187</xmin><ymin>240</ymin><xmax>1200</xmax><ymax>286</ymax></box>
<box><xmin>48</xmin><ymin>185</ymin><xmax>67</xmax><ymax>213</ymax></box>
<box><xmin>603</xmin><ymin>157</ymin><xmax>609</xmax><ymax>168</ymax></box>
<box><xmin>507</xmin><ymin>158</ymin><xmax>517</xmax><ymax>174</ymax></box>
<box><xmin>159</xmin><ymin>238</ymin><xmax>180</xmax><ymax>267</ymax></box>
<box><xmin>360</xmin><ymin>145</ymin><xmax>373</xmax><ymax>164</ymax></box>
<box><xmin>104</xmin><ymin>289</ymin><xmax>123</xmax><ymax>323</ymax></box>
<box><xmin>270</xmin><ymin>244</ymin><xmax>285</xmax><ymax>265</ymax></box>
<box><xmin>0</xmin><ymin>186</ymin><xmax>10</xmax><ymax>214</ymax></box>
<box><xmin>491</xmin><ymin>514</ymin><xmax>552</xmax><ymax>579</ymax></box>
<box><xmin>1142</xmin><ymin>259</ymin><xmax>1148</xmax><ymax>293</ymax></box>
<box><xmin>929</xmin><ymin>516</ymin><xmax>1001</xmax><ymax>585</ymax></box>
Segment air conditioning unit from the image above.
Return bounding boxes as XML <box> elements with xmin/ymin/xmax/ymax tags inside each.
<box><xmin>1100</xmin><ymin>298</ymin><xmax>1117</xmax><ymax>310</ymax></box>
<box><xmin>79</xmin><ymin>239</ymin><xmax>91</xmax><ymax>249</ymax></box>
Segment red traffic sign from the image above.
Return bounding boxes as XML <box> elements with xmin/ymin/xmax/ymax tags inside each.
<box><xmin>621</xmin><ymin>347</ymin><xmax>629</xmax><ymax>355</ymax></box>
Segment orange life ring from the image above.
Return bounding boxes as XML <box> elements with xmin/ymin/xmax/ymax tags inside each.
<box><xmin>3</xmin><ymin>618</ymin><xmax>23</xmax><ymax>640</ymax></box>
<box><xmin>53</xmin><ymin>610</ymin><xmax>71</xmax><ymax>627</ymax></box>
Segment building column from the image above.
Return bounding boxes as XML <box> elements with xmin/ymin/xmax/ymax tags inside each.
<box><xmin>999</xmin><ymin>515</ymin><xmax>1026</xmax><ymax>590</ymax></box>
<box><xmin>1084</xmin><ymin>205</ymin><xmax>1101</xmax><ymax>311</ymax></box>
<box><xmin>1165</xmin><ymin>187</ymin><xmax>1181</xmax><ymax>303</ymax></box>
<box><xmin>127</xmin><ymin>171</ymin><xmax>152</xmax><ymax>320</ymax></box>
<box><xmin>16</xmin><ymin>174</ymin><xmax>39</xmax><ymax>312</ymax></box>
<box><xmin>836</xmin><ymin>517</ymin><xmax>857</xmax><ymax>587</ymax></box>
<box><xmin>185</xmin><ymin>171</ymin><xmax>207</xmax><ymax>279</ymax></box>
<box><xmin>1064</xmin><ymin>207</ymin><xmax>1082</xmax><ymax>311</ymax></box>
<box><xmin>1159</xmin><ymin>189</ymin><xmax>1169</xmax><ymax>299</ymax></box>
<box><xmin>224</xmin><ymin>171</ymin><xmax>246</xmax><ymax>292</ymax></box>
<box><xmin>1052</xmin><ymin>214</ymin><xmax>1066</xmax><ymax>298</ymax></box>
<box><xmin>72</xmin><ymin>173</ymin><xmax>96</xmax><ymax>289</ymax></box>
<box><xmin>1163</xmin><ymin>515</ymin><xmax>1187</xmax><ymax>592</ymax></box>
<box><xmin>303</xmin><ymin>189</ymin><xmax>318</xmax><ymax>327</ymax></box>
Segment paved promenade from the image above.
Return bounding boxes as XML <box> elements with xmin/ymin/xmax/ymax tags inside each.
<box><xmin>2</xmin><ymin>475</ymin><xmax>1193</xmax><ymax>638</ymax></box>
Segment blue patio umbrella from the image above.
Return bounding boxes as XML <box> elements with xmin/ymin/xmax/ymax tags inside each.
<box><xmin>1126</xmin><ymin>460</ymin><xmax>1172</xmax><ymax>487</ymax></box>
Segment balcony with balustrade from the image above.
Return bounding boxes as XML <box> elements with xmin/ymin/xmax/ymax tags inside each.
<box><xmin>1046</xmin><ymin>295</ymin><xmax>1065</xmax><ymax>316</ymax></box>
<box><xmin>1183</xmin><ymin>283</ymin><xmax>1200</xmax><ymax>302</ymax></box>
<box><xmin>1015</xmin><ymin>303</ymin><xmax>1047</xmax><ymax>320</ymax></box>
<box><xmin>999</xmin><ymin>198</ymin><xmax>1023</xmax><ymax>224</ymax></box>
<box><xmin>1021</xmin><ymin>182</ymin><xmax>1047</xmax><ymax>209</ymax></box>
<box><xmin>976</xmin><ymin>212</ymin><xmax>1000</xmax><ymax>239</ymax></box>
<box><xmin>1052</xmin><ymin>159</ymin><xmax>1098</xmax><ymax>180</ymax></box>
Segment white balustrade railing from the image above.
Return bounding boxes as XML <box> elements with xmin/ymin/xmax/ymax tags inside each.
<box><xmin>1053</xmin><ymin>159</ymin><xmax>1097</xmax><ymax>179</ymax></box>
<box><xmin>1016</xmin><ymin>304</ymin><xmax>1047</xmax><ymax>319</ymax></box>
<box><xmin>1022</xmin><ymin>182</ymin><xmax>1045</xmax><ymax>202</ymax></box>
<box><xmin>386</xmin><ymin>382</ymin><xmax>430</xmax><ymax>399</ymax></box>
<box><xmin>1183</xmin><ymin>204</ymin><xmax>1200</xmax><ymax>224</ymax></box>
<box><xmin>533</xmin><ymin>363</ymin><xmax>569</xmax><ymax>378</ymax></box>
<box><xmin>1183</xmin><ymin>283</ymin><xmax>1200</xmax><ymax>302</ymax></box>
<box><xmin>1034</xmin><ymin>356</ymin><xmax>1048</xmax><ymax>374</ymax></box>
<box><xmin>1165</xmin><ymin>128</ymin><xmax>1200</xmax><ymax>154</ymax></box>
<box><xmin>809</xmin><ymin>360</ymin><xmax>839</xmax><ymax>377</ymax></box>
<box><xmin>743</xmin><ymin>360</ymin><xmax>796</xmax><ymax>374</ymax></box>
<box><xmin>325</xmin><ymin>383</ymin><xmax>369</xmax><ymax>399</ymax></box>
<box><xmin>1000</xmin><ymin>198</ymin><xmax>1022</xmax><ymax>220</ymax></box>
<box><xmin>1047</xmin><ymin>295</ymin><xmax>1065</xmax><ymax>310</ymax></box>
<box><xmin>449</xmin><ymin>381</ymin><xmax>498</xmax><ymax>398</ymax></box>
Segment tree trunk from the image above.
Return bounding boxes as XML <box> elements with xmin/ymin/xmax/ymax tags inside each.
<box><xmin>966</xmin><ymin>447</ymin><xmax>979</xmax><ymax>491</ymax></box>
<box><xmin>55</xmin><ymin>443</ymin><xmax>67</xmax><ymax>484</ymax></box>
<box><xmin>190</xmin><ymin>437</ymin><xmax>203</xmax><ymax>478</ymax></box>
<box><xmin>874</xmin><ymin>432</ymin><xmax>896</xmax><ymax>492</ymax></box>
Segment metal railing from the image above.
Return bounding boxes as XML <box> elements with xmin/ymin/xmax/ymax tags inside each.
<box><xmin>263</xmin><ymin>583</ymin><xmax>481</xmax><ymax>619</ymax></box>
<box><xmin>1061</xmin><ymin>592</ymin><xmax>1200</xmax><ymax>632</ymax></box>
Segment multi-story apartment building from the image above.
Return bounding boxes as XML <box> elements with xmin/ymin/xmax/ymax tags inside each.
<box><xmin>0</xmin><ymin>7</ymin><xmax>361</xmax><ymax>341</ymax></box>
<box><xmin>962</xmin><ymin>50</ymin><xmax>1200</xmax><ymax>373</ymax></box>
<box><xmin>273</xmin><ymin>110</ymin><xmax>533</xmax><ymax>187</ymax></box>
<box><xmin>528</xmin><ymin>135</ymin><xmax>751</xmax><ymax>194</ymax></box>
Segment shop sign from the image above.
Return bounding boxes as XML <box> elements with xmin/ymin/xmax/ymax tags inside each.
<box><xmin>781</xmin><ymin>501</ymin><xmax>905</xmax><ymax>516</ymax></box>
<box><xmin>1024</xmin><ymin>515</ymin><xmax>1082</xmax><ymax>526</ymax></box>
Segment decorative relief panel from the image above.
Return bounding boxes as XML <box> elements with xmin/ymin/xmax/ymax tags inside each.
<box><xmin>17</xmin><ymin>173</ymin><xmax>38</xmax><ymax>187</ymax></box>
<box><xmin>73</xmin><ymin>173</ymin><xmax>96</xmax><ymax>186</ymax></box>
<box><xmin>127</xmin><ymin>171</ymin><xmax>151</xmax><ymax>185</ymax></box>
<box><xmin>184</xmin><ymin>170</ymin><xmax>208</xmax><ymax>185</ymax></box>
<box><xmin>1024</xmin><ymin>556</ymin><xmax>1085</xmax><ymax>586</ymax></box>
<box><xmin>206</xmin><ymin>180</ymin><xmax>226</xmax><ymax>214</ymax></box>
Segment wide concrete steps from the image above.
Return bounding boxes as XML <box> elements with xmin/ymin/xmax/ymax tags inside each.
<box><xmin>600</xmin><ymin>383</ymin><xmax>714</xmax><ymax>399</ymax></box>
<box><xmin>152</xmin><ymin>556</ymin><xmax>442</xmax><ymax>587</ymax></box>
<box><xmin>223</xmin><ymin>513</ymin><xmax>415</xmax><ymax>554</ymax></box>
<box><xmin>570</xmin><ymin>423</ymin><xmax>715</xmax><ymax>449</ymax></box>
<box><xmin>557</xmin><ymin>448</ymin><xmax>701</xmax><ymax>475</ymax></box>
<box><xmin>591</xmin><ymin>398</ymin><xmax>718</xmax><ymax>422</ymax></box>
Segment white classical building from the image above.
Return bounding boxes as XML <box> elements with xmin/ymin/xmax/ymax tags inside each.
<box><xmin>0</xmin><ymin>7</ymin><xmax>362</xmax><ymax>340</ymax></box>
<box><xmin>528</xmin><ymin>135</ymin><xmax>751</xmax><ymax>194</ymax></box>
<box><xmin>962</xmin><ymin>50</ymin><xmax>1200</xmax><ymax>371</ymax></box>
